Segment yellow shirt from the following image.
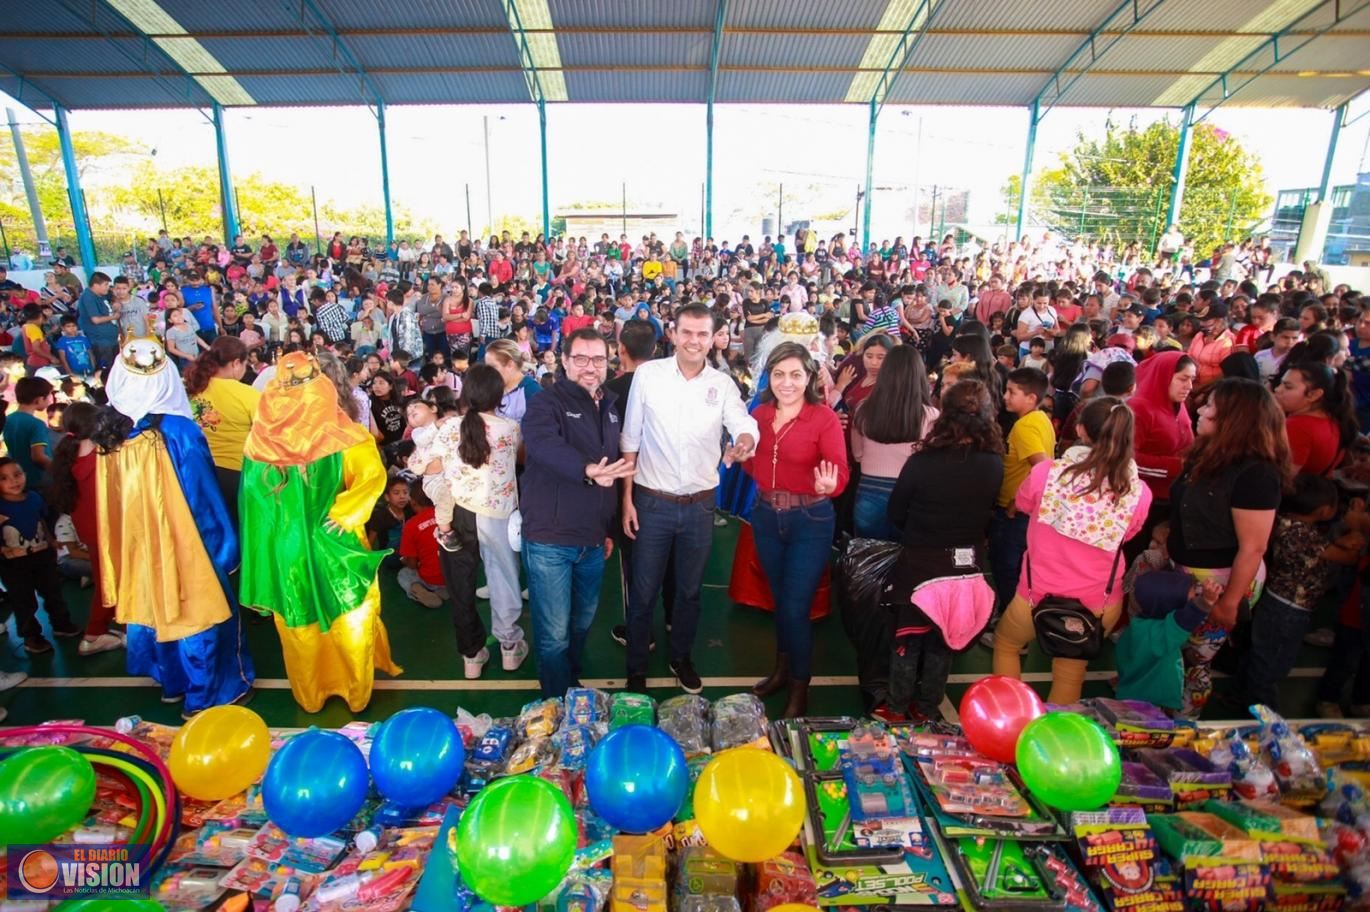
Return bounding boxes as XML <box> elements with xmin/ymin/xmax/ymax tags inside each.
<box><xmin>998</xmin><ymin>409</ymin><xmax>1055</xmax><ymax>507</ymax></box>
<box><xmin>192</xmin><ymin>376</ymin><xmax>262</xmax><ymax>471</ymax></box>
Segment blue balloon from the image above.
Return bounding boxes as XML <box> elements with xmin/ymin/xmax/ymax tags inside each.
<box><xmin>585</xmin><ymin>725</ymin><xmax>688</xmax><ymax>834</ymax></box>
<box><xmin>263</xmin><ymin>729</ymin><xmax>370</xmax><ymax>837</ymax></box>
<box><xmin>369</xmin><ymin>707</ymin><xmax>465</xmax><ymax>807</ymax></box>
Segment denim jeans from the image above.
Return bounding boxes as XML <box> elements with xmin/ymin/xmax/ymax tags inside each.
<box><xmin>1243</xmin><ymin>590</ymin><xmax>1310</xmax><ymax>711</ymax></box>
<box><xmin>626</xmin><ymin>490</ymin><xmax>715</xmax><ymax>676</ymax></box>
<box><xmin>988</xmin><ymin>507</ymin><xmax>1029</xmax><ymax>615</ymax></box>
<box><xmin>750</xmin><ymin>499</ymin><xmax>835</xmax><ymax>681</ymax></box>
<box><xmin>852</xmin><ymin>474</ymin><xmax>898</xmax><ymax>542</ymax></box>
<box><xmin>525</xmin><ymin>540</ymin><xmax>606</xmax><ymax>698</ymax></box>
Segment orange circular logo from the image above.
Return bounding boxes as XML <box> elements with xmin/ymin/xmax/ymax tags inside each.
<box><xmin>18</xmin><ymin>850</ymin><xmax>59</xmax><ymax>893</ymax></box>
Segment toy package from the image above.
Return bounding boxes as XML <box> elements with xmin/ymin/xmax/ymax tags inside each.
<box><xmin>518</xmin><ymin>697</ymin><xmax>565</xmax><ymax>740</ymax></box>
<box><xmin>1207</xmin><ymin>733</ymin><xmax>1279</xmax><ymax>802</ymax></box>
<box><xmin>1253</xmin><ymin>705</ymin><xmax>1327</xmax><ymax>804</ymax></box>
<box><xmin>752</xmin><ymin>852</ymin><xmax>818</xmax><ymax>912</ymax></box>
<box><xmin>1071</xmin><ymin>808</ymin><xmax>1185</xmax><ymax>912</ymax></box>
<box><xmin>1149</xmin><ymin>813</ymin><xmax>1270</xmax><ymax>911</ymax></box>
<box><xmin>1114</xmin><ymin>761</ymin><xmax>1175</xmax><ymax>812</ymax></box>
<box><xmin>1092</xmin><ymin>698</ymin><xmax>1177</xmax><ymax>749</ymax></box>
<box><xmin>711</xmin><ymin>694</ymin><xmax>767</xmax><ymax>751</ymax></box>
<box><xmin>610</xmin><ymin>693</ymin><xmax>656</xmax><ymax>730</ymax></box>
<box><xmin>611</xmin><ymin>826</ymin><xmax>670</xmax><ymax>912</ymax></box>
<box><xmin>1135</xmin><ymin>748</ymin><xmax>1233</xmax><ymax>808</ymax></box>
<box><xmin>672</xmin><ymin>845</ymin><xmax>741</xmax><ymax>912</ymax></box>
<box><xmin>659</xmin><ymin>695</ymin><xmax>711</xmax><ymax>755</ymax></box>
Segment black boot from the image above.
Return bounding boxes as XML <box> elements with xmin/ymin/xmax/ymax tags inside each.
<box><xmin>782</xmin><ymin>679</ymin><xmax>809</xmax><ymax>719</ymax></box>
<box><xmin>752</xmin><ymin>652</ymin><xmax>790</xmax><ymax>698</ymax></box>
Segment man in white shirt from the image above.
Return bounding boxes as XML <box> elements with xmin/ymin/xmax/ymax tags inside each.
<box><xmin>620</xmin><ymin>304</ymin><xmax>759</xmax><ymax>694</ymax></box>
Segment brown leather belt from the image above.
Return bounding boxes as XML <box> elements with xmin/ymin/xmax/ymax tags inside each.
<box><xmin>636</xmin><ymin>485</ymin><xmax>716</xmax><ymax>505</ymax></box>
<box><xmin>758</xmin><ymin>489</ymin><xmax>828</xmax><ymax>510</ymax></box>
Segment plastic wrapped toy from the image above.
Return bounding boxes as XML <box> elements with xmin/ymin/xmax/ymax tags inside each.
<box><xmin>711</xmin><ymin>694</ymin><xmax>767</xmax><ymax>751</ymax></box>
<box><xmin>518</xmin><ymin>698</ymin><xmax>565</xmax><ymax>740</ymax></box>
<box><xmin>659</xmin><ymin>696</ymin><xmax>711</xmax><ymax>755</ymax></box>
<box><xmin>1253</xmin><ymin>704</ymin><xmax>1325</xmax><ymax>800</ymax></box>
<box><xmin>1208</xmin><ymin>732</ymin><xmax>1279</xmax><ymax>802</ymax></box>
<box><xmin>564</xmin><ymin>688</ymin><xmax>612</xmax><ymax>728</ymax></box>
<box><xmin>610</xmin><ymin>692</ymin><xmax>656</xmax><ymax>730</ymax></box>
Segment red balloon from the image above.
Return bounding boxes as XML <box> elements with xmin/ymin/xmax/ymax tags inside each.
<box><xmin>959</xmin><ymin>676</ymin><xmax>1046</xmax><ymax>763</ymax></box>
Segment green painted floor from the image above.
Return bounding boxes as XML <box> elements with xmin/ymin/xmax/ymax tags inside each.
<box><xmin>0</xmin><ymin>520</ymin><xmax>1339</xmax><ymax>727</ymax></box>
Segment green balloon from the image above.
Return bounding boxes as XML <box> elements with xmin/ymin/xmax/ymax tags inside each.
<box><xmin>1015</xmin><ymin>712</ymin><xmax>1121</xmax><ymax>812</ymax></box>
<box><xmin>455</xmin><ymin>775</ymin><xmax>577</xmax><ymax>906</ymax></box>
<box><xmin>0</xmin><ymin>747</ymin><xmax>97</xmax><ymax>846</ymax></box>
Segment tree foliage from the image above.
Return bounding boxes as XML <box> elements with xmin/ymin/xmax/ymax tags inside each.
<box><xmin>1008</xmin><ymin>117</ymin><xmax>1272</xmax><ymax>256</ymax></box>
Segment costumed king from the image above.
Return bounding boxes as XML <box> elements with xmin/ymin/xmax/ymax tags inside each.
<box><xmin>93</xmin><ymin>333</ymin><xmax>255</xmax><ymax>715</ymax></box>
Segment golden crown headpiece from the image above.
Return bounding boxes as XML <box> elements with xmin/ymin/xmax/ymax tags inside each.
<box><xmin>119</xmin><ymin>331</ymin><xmax>169</xmax><ymax>376</ymax></box>
<box><xmin>273</xmin><ymin>351</ymin><xmax>322</xmax><ymax>388</ymax></box>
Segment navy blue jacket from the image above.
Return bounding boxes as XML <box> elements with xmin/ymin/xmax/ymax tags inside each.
<box><xmin>520</xmin><ymin>378</ymin><xmax>621</xmax><ymax>547</ymax></box>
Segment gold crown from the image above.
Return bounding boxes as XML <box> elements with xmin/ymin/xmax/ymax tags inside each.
<box><xmin>274</xmin><ymin>351</ymin><xmax>321</xmax><ymax>388</ymax></box>
<box><xmin>119</xmin><ymin>332</ymin><xmax>169</xmax><ymax>376</ymax></box>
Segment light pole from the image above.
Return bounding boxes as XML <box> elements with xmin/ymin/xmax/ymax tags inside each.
<box><xmin>483</xmin><ymin>115</ymin><xmax>493</xmax><ymax>234</ymax></box>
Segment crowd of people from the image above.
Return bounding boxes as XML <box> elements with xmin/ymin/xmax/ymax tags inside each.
<box><xmin>0</xmin><ymin>222</ymin><xmax>1364</xmax><ymax>724</ymax></box>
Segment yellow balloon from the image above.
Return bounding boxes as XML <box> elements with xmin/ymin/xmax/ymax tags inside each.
<box><xmin>168</xmin><ymin>705</ymin><xmax>271</xmax><ymax>801</ymax></box>
<box><xmin>694</xmin><ymin>748</ymin><xmax>805</xmax><ymax>863</ymax></box>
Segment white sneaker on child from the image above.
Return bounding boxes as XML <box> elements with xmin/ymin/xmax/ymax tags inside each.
<box><xmin>501</xmin><ymin>640</ymin><xmax>530</xmax><ymax>671</ymax></box>
<box><xmin>0</xmin><ymin>670</ymin><xmax>27</xmax><ymax>691</ymax></box>
<box><xmin>476</xmin><ymin>585</ymin><xmax>490</xmax><ymax>600</ymax></box>
<box><xmin>464</xmin><ymin>647</ymin><xmax>490</xmax><ymax>679</ymax></box>
<box><xmin>79</xmin><ymin>633</ymin><xmax>124</xmax><ymax>656</ymax></box>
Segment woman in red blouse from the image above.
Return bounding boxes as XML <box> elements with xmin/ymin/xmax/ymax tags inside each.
<box><xmin>1275</xmin><ymin>363</ymin><xmax>1357</xmax><ymax>476</ymax></box>
<box><xmin>745</xmin><ymin>342</ymin><xmax>850</xmax><ymax>718</ymax></box>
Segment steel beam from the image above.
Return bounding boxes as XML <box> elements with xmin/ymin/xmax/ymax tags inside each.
<box><xmin>705</xmin><ymin>0</ymin><xmax>728</xmax><ymax>238</ymax></box>
<box><xmin>1318</xmin><ymin>103</ymin><xmax>1348</xmax><ymax>203</ymax></box>
<box><xmin>1188</xmin><ymin>0</ymin><xmax>1370</xmax><ymax>124</ymax></box>
<box><xmin>377</xmin><ymin>101</ymin><xmax>394</xmax><ymax>246</ymax></box>
<box><xmin>1014</xmin><ymin>101</ymin><xmax>1039</xmax><ymax>240</ymax></box>
<box><xmin>862</xmin><ymin>100</ymin><xmax>876</xmax><ymax>251</ymax></box>
<box><xmin>1033</xmin><ymin>0</ymin><xmax>1169</xmax><ymax>124</ymax></box>
<box><xmin>1164</xmin><ymin>103</ymin><xmax>1194</xmax><ymax>232</ymax></box>
<box><xmin>539</xmin><ymin>99</ymin><xmax>550</xmax><ymax>240</ymax></box>
<box><xmin>212</xmin><ymin>103</ymin><xmax>240</xmax><ymax>245</ymax></box>
<box><xmin>54</xmin><ymin>105</ymin><xmax>97</xmax><ymax>270</ymax></box>
<box><xmin>870</xmin><ymin>0</ymin><xmax>939</xmax><ymax>119</ymax></box>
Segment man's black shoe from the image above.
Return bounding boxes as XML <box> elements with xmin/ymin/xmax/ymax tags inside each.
<box><xmin>670</xmin><ymin>658</ymin><xmax>702</xmax><ymax>694</ymax></box>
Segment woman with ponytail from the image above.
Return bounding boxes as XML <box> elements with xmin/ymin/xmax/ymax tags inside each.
<box><xmin>447</xmin><ymin>363</ymin><xmax>527</xmax><ymax>676</ymax></box>
<box><xmin>1275</xmin><ymin>362</ymin><xmax>1357</xmax><ymax>476</ymax></box>
<box><xmin>49</xmin><ymin>402</ymin><xmax>124</xmax><ymax>656</ymax></box>
<box><xmin>992</xmin><ymin>396</ymin><xmax>1152</xmax><ymax>703</ymax></box>
<box><xmin>185</xmin><ymin>336</ymin><xmax>259</xmax><ymax>530</ymax></box>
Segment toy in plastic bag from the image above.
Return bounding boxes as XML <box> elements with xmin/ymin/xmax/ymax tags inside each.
<box><xmin>506</xmin><ymin>736</ymin><xmax>557</xmax><ymax>775</ymax></box>
<box><xmin>711</xmin><ymin>693</ymin><xmax>767</xmax><ymax>751</ymax></box>
<box><xmin>1207</xmin><ymin>732</ymin><xmax>1278</xmax><ymax>801</ymax></box>
<box><xmin>1252</xmin><ymin>704</ymin><xmax>1324</xmax><ymax>797</ymax></box>
<box><xmin>455</xmin><ymin>708</ymin><xmax>493</xmax><ymax>746</ymax></box>
<box><xmin>564</xmin><ymin>688</ymin><xmax>611</xmax><ymax>728</ymax></box>
<box><xmin>610</xmin><ymin>692</ymin><xmax>656</xmax><ymax>729</ymax></box>
<box><xmin>555</xmin><ymin>723</ymin><xmax>606</xmax><ymax>772</ymax></box>
<box><xmin>836</xmin><ymin>538</ymin><xmax>901</xmax><ymax>712</ymax></box>
<box><xmin>659</xmin><ymin>695</ymin><xmax>711</xmax><ymax>755</ymax></box>
<box><xmin>518</xmin><ymin>698</ymin><xmax>565</xmax><ymax>740</ymax></box>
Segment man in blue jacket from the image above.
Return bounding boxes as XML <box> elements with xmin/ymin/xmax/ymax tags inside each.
<box><xmin>520</xmin><ymin>327</ymin><xmax>635</xmax><ymax>697</ymax></box>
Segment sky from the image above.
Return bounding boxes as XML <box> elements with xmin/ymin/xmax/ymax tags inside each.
<box><xmin>4</xmin><ymin>93</ymin><xmax>1369</xmax><ymax>244</ymax></box>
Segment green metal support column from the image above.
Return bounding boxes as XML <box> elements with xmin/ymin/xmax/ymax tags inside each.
<box><xmin>1318</xmin><ymin>103</ymin><xmax>1348</xmax><ymax>203</ymax></box>
<box><xmin>377</xmin><ymin>101</ymin><xmax>394</xmax><ymax>246</ymax></box>
<box><xmin>1164</xmin><ymin>103</ymin><xmax>1194</xmax><ymax>231</ymax></box>
<box><xmin>1014</xmin><ymin>101</ymin><xmax>1039</xmax><ymax>240</ymax></box>
<box><xmin>54</xmin><ymin>105</ymin><xmax>97</xmax><ymax>271</ymax></box>
<box><xmin>704</xmin><ymin>0</ymin><xmax>729</xmax><ymax>239</ymax></box>
<box><xmin>862</xmin><ymin>99</ymin><xmax>876</xmax><ymax>251</ymax></box>
<box><xmin>212</xmin><ymin>103</ymin><xmax>240</xmax><ymax>246</ymax></box>
<box><xmin>538</xmin><ymin>99</ymin><xmax>549</xmax><ymax>240</ymax></box>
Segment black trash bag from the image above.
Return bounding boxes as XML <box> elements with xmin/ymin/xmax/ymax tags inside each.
<box><xmin>836</xmin><ymin>538</ymin><xmax>902</xmax><ymax>713</ymax></box>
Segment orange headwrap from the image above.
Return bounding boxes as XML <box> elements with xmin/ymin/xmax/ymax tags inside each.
<box><xmin>244</xmin><ymin>352</ymin><xmax>373</xmax><ymax>466</ymax></box>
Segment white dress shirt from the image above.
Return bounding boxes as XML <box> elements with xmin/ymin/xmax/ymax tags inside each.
<box><xmin>620</xmin><ymin>357</ymin><xmax>759</xmax><ymax>496</ymax></box>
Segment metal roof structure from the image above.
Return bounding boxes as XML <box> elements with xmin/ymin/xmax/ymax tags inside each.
<box><xmin>0</xmin><ymin>0</ymin><xmax>1367</xmax><ymax>110</ymax></box>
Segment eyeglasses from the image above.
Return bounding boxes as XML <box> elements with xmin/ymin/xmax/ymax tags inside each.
<box><xmin>568</xmin><ymin>355</ymin><xmax>608</xmax><ymax>368</ymax></box>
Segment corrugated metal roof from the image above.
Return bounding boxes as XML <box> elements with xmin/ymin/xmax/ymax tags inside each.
<box><xmin>931</xmin><ymin>0</ymin><xmax>1119</xmax><ymax>33</ymax></box>
<box><xmin>720</xmin><ymin>32</ymin><xmax>871</xmax><ymax>70</ymax></box>
<box><xmin>727</xmin><ymin>0</ymin><xmax>889</xmax><ymax>31</ymax></box>
<box><xmin>886</xmin><ymin>72</ymin><xmax>1043</xmax><ymax>106</ymax></box>
<box><xmin>1</xmin><ymin>0</ymin><xmax>1365</xmax><ymax>108</ymax></box>
<box><xmin>547</xmin><ymin>0</ymin><xmax>714</xmax><ymax>29</ymax></box>
<box><xmin>912</xmin><ymin>33</ymin><xmax>1085</xmax><ymax>72</ymax></box>
<box><xmin>564</xmin><ymin>69</ymin><xmax>708</xmax><ymax>102</ymax></box>
<box><xmin>349</xmin><ymin>33</ymin><xmax>523</xmax><ymax>70</ymax></box>
<box><xmin>558</xmin><ymin>32</ymin><xmax>711</xmax><ymax>68</ymax></box>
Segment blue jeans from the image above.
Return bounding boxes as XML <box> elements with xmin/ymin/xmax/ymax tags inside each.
<box><xmin>524</xmin><ymin>540</ymin><xmax>605</xmax><ymax>698</ymax></box>
<box><xmin>627</xmin><ymin>490</ymin><xmax>715</xmax><ymax>676</ymax></box>
<box><xmin>1243</xmin><ymin>590</ymin><xmax>1309</xmax><ymax>711</ymax></box>
<box><xmin>988</xmin><ymin>507</ymin><xmax>1029</xmax><ymax>615</ymax></box>
<box><xmin>750</xmin><ymin>499</ymin><xmax>835</xmax><ymax>681</ymax></box>
<box><xmin>852</xmin><ymin>474</ymin><xmax>898</xmax><ymax>542</ymax></box>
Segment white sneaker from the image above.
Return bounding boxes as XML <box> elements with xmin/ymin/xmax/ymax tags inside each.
<box><xmin>501</xmin><ymin>640</ymin><xmax>530</xmax><ymax>672</ymax></box>
<box><xmin>0</xmin><ymin>706</ymin><xmax>7</xmax><ymax>723</ymax></box>
<box><xmin>521</xmin><ymin>588</ymin><xmax>529</xmax><ymax>600</ymax></box>
<box><xmin>464</xmin><ymin>647</ymin><xmax>490</xmax><ymax>679</ymax></box>
<box><xmin>79</xmin><ymin>633</ymin><xmax>125</xmax><ymax>656</ymax></box>
<box><xmin>409</xmin><ymin>582</ymin><xmax>446</xmax><ymax>609</ymax></box>
<box><xmin>476</xmin><ymin>585</ymin><xmax>491</xmax><ymax>600</ymax></box>
<box><xmin>0</xmin><ymin>670</ymin><xmax>27</xmax><ymax>692</ymax></box>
